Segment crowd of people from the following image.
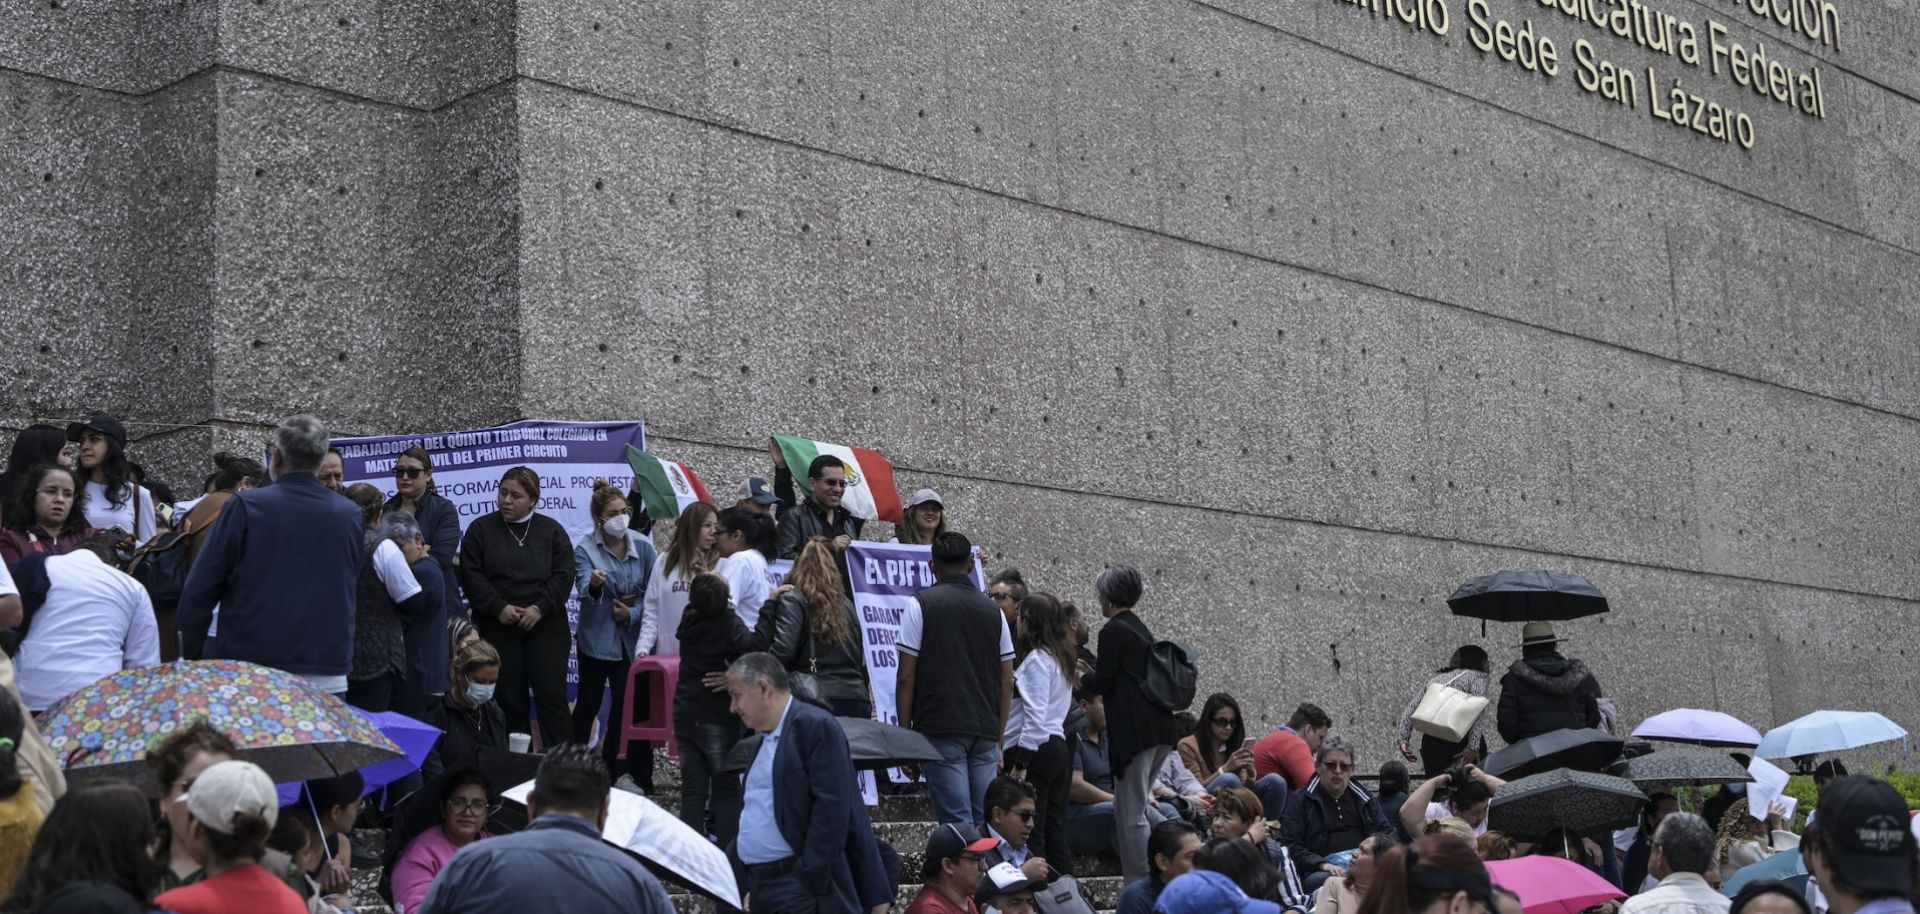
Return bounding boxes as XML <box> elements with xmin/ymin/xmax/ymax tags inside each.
<box><xmin>0</xmin><ymin>412</ymin><xmax>1913</xmax><ymax>914</ymax></box>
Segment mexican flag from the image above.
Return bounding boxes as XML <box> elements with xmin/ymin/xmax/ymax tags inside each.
<box><xmin>771</xmin><ymin>434</ymin><xmax>903</xmax><ymax>524</ymax></box>
<box><xmin>625</xmin><ymin>445</ymin><xmax>714</xmax><ymax>524</ymax></box>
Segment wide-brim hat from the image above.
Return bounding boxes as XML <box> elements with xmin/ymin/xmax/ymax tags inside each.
<box><xmin>1520</xmin><ymin>621</ymin><xmax>1566</xmax><ymax>647</ymax></box>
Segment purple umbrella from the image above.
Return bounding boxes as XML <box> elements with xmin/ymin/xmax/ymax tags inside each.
<box><xmin>1631</xmin><ymin>708</ymin><xmax>1763</xmax><ymax>748</ymax></box>
<box><xmin>275</xmin><ymin>709</ymin><xmax>441</xmax><ymax>805</ymax></box>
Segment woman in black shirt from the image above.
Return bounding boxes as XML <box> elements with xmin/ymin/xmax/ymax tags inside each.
<box><xmin>458</xmin><ymin>466</ymin><xmax>575</xmax><ymax>747</ymax></box>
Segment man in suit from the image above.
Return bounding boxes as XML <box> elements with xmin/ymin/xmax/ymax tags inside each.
<box><xmin>726</xmin><ymin>651</ymin><xmax>890</xmax><ymax>914</ymax></box>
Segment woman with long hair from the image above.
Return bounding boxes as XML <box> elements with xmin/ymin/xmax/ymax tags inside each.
<box><xmin>1177</xmin><ymin>692</ymin><xmax>1255</xmax><ymax>792</ymax></box>
<box><xmin>1315</xmin><ymin>830</ymin><xmax>1402</xmax><ymax>914</ymax></box>
<box><xmin>1003</xmin><ymin>591</ymin><xmax>1078</xmax><ymax>876</ymax></box>
<box><xmin>638</xmin><ymin>501</ymin><xmax>719</xmax><ymax>657</ymax></box>
<box><xmin>1397</xmin><ymin>645</ymin><xmax>1493</xmax><ymax>775</ymax></box>
<box><xmin>1355</xmin><ymin>833</ymin><xmax>1495</xmax><ymax>914</ymax></box>
<box><xmin>457</xmin><ymin>466</ymin><xmax>575</xmax><ymax>747</ymax></box>
<box><xmin>423</xmin><ymin>639</ymin><xmax>506</xmax><ymax>780</ymax></box>
<box><xmin>0</xmin><ymin>782</ymin><xmax>161</xmax><ymax>914</ymax></box>
<box><xmin>0</xmin><ymin>465</ymin><xmax>94</xmax><ymax>567</ymax></box>
<box><xmin>0</xmin><ymin>426</ymin><xmax>68</xmax><ymax>528</ymax></box>
<box><xmin>177</xmin><ymin>453</ymin><xmax>265</xmax><ymax>565</ymax></box>
<box><xmin>572</xmin><ymin>481</ymin><xmax>657</xmax><ymax>787</ymax></box>
<box><xmin>892</xmin><ymin>488</ymin><xmax>947</xmax><ymax>545</ymax></box>
<box><xmin>65</xmin><ymin>416</ymin><xmax>156</xmax><ymax>547</ymax></box>
<box><xmin>752</xmin><ymin>537</ymin><xmax>868</xmax><ymax>717</ymax></box>
<box><xmin>1715</xmin><ymin>806</ymin><xmax>1782</xmax><ymax>874</ymax></box>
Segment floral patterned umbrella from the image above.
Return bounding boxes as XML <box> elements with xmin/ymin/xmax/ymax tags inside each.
<box><xmin>40</xmin><ymin>659</ymin><xmax>403</xmax><ymax>794</ymax></box>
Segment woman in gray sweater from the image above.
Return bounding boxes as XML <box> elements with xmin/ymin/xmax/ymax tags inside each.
<box><xmin>1396</xmin><ymin>646</ymin><xmax>1492</xmax><ymax>777</ymax></box>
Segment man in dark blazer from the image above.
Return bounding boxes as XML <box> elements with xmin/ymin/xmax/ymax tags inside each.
<box><xmin>726</xmin><ymin>651</ymin><xmax>891</xmax><ymax>914</ymax></box>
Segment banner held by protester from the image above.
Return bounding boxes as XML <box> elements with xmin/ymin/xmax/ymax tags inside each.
<box><xmin>846</xmin><ymin>541</ymin><xmax>985</xmax><ymax>783</ymax></box>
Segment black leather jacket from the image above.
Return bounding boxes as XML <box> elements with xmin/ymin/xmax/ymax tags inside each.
<box><xmin>754</xmin><ymin>591</ymin><xmax>868</xmax><ymax>702</ymax></box>
<box><xmin>775</xmin><ymin>497</ymin><xmax>865</xmax><ymax>560</ymax></box>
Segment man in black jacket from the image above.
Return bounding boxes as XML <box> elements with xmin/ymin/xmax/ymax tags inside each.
<box><xmin>1279</xmin><ymin>733</ymin><xmax>1392</xmax><ymax>894</ymax></box>
<box><xmin>1079</xmin><ymin>564</ymin><xmax>1179</xmax><ymax>886</ymax></box>
<box><xmin>774</xmin><ymin>455</ymin><xmax>864</xmax><ymax>560</ymax></box>
<box><xmin>1496</xmin><ymin>621</ymin><xmax>1603</xmax><ymax>746</ymax></box>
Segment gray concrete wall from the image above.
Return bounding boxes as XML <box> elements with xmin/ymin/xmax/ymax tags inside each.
<box><xmin>3</xmin><ymin>0</ymin><xmax>1914</xmax><ymax>763</ymax></box>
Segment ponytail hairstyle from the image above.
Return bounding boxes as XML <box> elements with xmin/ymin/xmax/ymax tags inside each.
<box><xmin>0</xmin><ymin>689</ymin><xmax>22</xmax><ymax>801</ymax></box>
<box><xmin>1355</xmin><ymin>834</ymin><xmax>1491</xmax><ymax>914</ymax></box>
<box><xmin>345</xmin><ymin>483</ymin><xmax>385</xmax><ymax>527</ymax></box>
<box><xmin>208</xmin><ymin>451</ymin><xmax>268</xmax><ymax>493</ymax></box>
<box><xmin>202</xmin><ymin>811</ymin><xmax>273</xmax><ymax>866</ymax></box>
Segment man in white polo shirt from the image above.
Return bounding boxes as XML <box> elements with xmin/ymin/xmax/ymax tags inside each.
<box><xmin>12</xmin><ymin>533</ymin><xmax>160</xmax><ymax>711</ymax></box>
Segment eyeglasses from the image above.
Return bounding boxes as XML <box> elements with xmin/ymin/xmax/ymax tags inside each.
<box><xmin>990</xmin><ymin>592</ymin><xmax>1014</xmax><ymax>603</ymax></box>
<box><xmin>393</xmin><ymin>467</ymin><xmax>426</xmax><ymax>479</ymax></box>
<box><xmin>447</xmin><ymin>797</ymin><xmax>495</xmax><ymax>814</ymax></box>
<box><xmin>957</xmin><ymin>853</ymin><xmax>986</xmax><ymax>866</ymax></box>
<box><xmin>816</xmin><ymin>478</ymin><xmax>847</xmax><ymax>488</ymax></box>
<box><xmin>35</xmin><ymin>487</ymin><xmax>73</xmax><ymax>499</ymax></box>
<box><xmin>1321</xmin><ymin>761</ymin><xmax>1356</xmax><ymax>773</ymax></box>
<box><xmin>1211</xmin><ymin>717</ymin><xmax>1237</xmax><ymax>728</ymax></box>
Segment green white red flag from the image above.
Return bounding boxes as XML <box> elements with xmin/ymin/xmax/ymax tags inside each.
<box><xmin>771</xmin><ymin>434</ymin><xmax>903</xmax><ymax>524</ymax></box>
<box><xmin>625</xmin><ymin>445</ymin><xmax>713</xmax><ymax>524</ymax></box>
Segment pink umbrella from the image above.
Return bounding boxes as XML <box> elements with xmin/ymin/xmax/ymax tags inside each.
<box><xmin>1487</xmin><ymin>856</ymin><xmax>1626</xmax><ymax>914</ymax></box>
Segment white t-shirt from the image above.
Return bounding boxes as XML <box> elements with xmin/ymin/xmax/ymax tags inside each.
<box><xmin>83</xmin><ymin>481</ymin><xmax>156</xmax><ymax>546</ymax></box>
<box><xmin>896</xmin><ymin>596</ymin><xmax>1015</xmax><ymax>660</ymax></box>
<box><xmin>640</xmin><ymin>556</ymin><xmax>692</xmax><ymax>656</ymax></box>
<box><xmin>716</xmin><ymin>549</ymin><xmax>771</xmax><ymax>628</ymax></box>
<box><xmin>16</xmin><ymin>550</ymin><xmax>160</xmax><ymax>711</ymax></box>
<box><xmin>369</xmin><ymin>539</ymin><xmax>424</xmax><ymax>604</ymax></box>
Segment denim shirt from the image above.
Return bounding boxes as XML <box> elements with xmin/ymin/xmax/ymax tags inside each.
<box><xmin>573</xmin><ymin>530</ymin><xmax>658</xmax><ymax>662</ymax></box>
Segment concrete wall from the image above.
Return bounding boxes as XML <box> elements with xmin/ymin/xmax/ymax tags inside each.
<box><xmin>3</xmin><ymin>0</ymin><xmax>1915</xmax><ymax>762</ymax></box>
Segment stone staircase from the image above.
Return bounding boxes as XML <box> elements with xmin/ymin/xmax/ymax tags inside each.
<box><xmin>349</xmin><ymin>750</ymin><xmax>1127</xmax><ymax>913</ymax></box>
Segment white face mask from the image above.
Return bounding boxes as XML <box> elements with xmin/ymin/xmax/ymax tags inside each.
<box><xmin>467</xmin><ymin>683</ymin><xmax>495</xmax><ymax>704</ymax></box>
<box><xmin>601</xmin><ymin>515</ymin><xmax>629</xmax><ymax>537</ymax></box>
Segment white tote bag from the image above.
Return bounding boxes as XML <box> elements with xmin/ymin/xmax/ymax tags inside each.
<box><xmin>1411</xmin><ymin>672</ymin><xmax>1489</xmax><ymax>743</ymax></box>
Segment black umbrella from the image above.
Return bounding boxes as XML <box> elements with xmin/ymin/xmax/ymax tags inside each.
<box><xmin>1447</xmin><ymin>571</ymin><xmax>1609</xmax><ymax>632</ymax></box>
<box><xmin>1622</xmin><ymin>748</ymin><xmax>1755</xmax><ymax>790</ymax></box>
<box><xmin>1483</xmin><ymin>728</ymin><xmax>1623</xmax><ymax>778</ymax></box>
<box><xmin>723</xmin><ymin>717</ymin><xmax>942</xmax><ymax>773</ymax></box>
<box><xmin>1486</xmin><ymin>768</ymin><xmax>1646</xmax><ymax>843</ymax></box>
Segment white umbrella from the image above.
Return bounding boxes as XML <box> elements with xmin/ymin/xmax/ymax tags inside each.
<box><xmin>1754</xmin><ymin>711</ymin><xmax>1907</xmax><ymax>760</ymax></box>
<box><xmin>502</xmin><ymin>780</ymin><xmax>741</xmax><ymax>908</ymax></box>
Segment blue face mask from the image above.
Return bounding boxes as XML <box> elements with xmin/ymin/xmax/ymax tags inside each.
<box><xmin>467</xmin><ymin>683</ymin><xmax>496</xmax><ymax>704</ymax></box>
<box><xmin>1726</xmin><ymin>782</ymin><xmax>1747</xmax><ymax>795</ymax></box>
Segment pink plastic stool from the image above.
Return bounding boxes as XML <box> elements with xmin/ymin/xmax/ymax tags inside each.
<box><xmin>617</xmin><ymin>654</ymin><xmax>680</xmax><ymax>761</ymax></box>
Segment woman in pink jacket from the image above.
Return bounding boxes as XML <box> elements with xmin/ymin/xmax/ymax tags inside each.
<box><xmin>389</xmin><ymin>771</ymin><xmax>493</xmax><ymax>913</ymax></box>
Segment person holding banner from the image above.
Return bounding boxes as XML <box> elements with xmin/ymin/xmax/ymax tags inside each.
<box><xmin>458</xmin><ymin>467</ymin><xmax>576</xmax><ymax>748</ymax></box>
<box><xmin>639</xmin><ymin>502</ymin><xmax>718</xmax><ymax>657</ymax></box>
<box><xmin>573</xmin><ymin>481</ymin><xmax>658</xmax><ymax>788</ymax></box>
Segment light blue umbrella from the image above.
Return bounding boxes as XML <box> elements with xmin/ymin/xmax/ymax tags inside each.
<box><xmin>1721</xmin><ymin>848</ymin><xmax>1809</xmax><ymax>897</ymax></box>
<box><xmin>1755</xmin><ymin>710</ymin><xmax>1908</xmax><ymax>760</ymax></box>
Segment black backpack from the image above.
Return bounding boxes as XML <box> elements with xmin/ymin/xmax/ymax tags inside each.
<box><xmin>1140</xmin><ymin>639</ymin><xmax>1199</xmax><ymax>713</ymax></box>
<box><xmin>123</xmin><ymin>519</ymin><xmax>196</xmax><ymax>609</ymax></box>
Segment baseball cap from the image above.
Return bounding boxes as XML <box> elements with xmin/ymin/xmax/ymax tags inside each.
<box><xmin>926</xmin><ymin>822</ymin><xmax>998</xmax><ymax>864</ymax></box>
<box><xmin>183</xmin><ymin>760</ymin><xmax>279</xmax><ymax>834</ymax></box>
<box><xmin>65</xmin><ymin>414</ymin><xmax>126</xmax><ymax>447</ymax></box>
<box><xmin>1154</xmin><ymin>870</ymin><xmax>1282</xmax><ymax>914</ymax></box>
<box><xmin>974</xmin><ymin>861</ymin><xmax>1048</xmax><ymax>905</ymax></box>
<box><xmin>906</xmin><ymin>488</ymin><xmax>943</xmax><ymax>510</ymax></box>
<box><xmin>735</xmin><ymin>477</ymin><xmax>777</xmax><ymax>505</ymax></box>
<box><xmin>1816</xmin><ymin>776</ymin><xmax>1917</xmax><ymax>895</ymax></box>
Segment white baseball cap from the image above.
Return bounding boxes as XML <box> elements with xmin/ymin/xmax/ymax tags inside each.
<box><xmin>183</xmin><ymin>760</ymin><xmax>279</xmax><ymax>834</ymax></box>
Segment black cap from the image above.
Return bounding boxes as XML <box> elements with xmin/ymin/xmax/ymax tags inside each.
<box><xmin>930</xmin><ymin>531</ymin><xmax>972</xmax><ymax>563</ymax></box>
<box><xmin>926</xmin><ymin>822</ymin><xmax>997</xmax><ymax>863</ymax></box>
<box><xmin>65</xmin><ymin>414</ymin><xmax>126</xmax><ymax>447</ymax></box>
<box><xmin>1817</xmin><ymin>776</ymin><xmax>1916</xmax><ymax>895</ymax></box>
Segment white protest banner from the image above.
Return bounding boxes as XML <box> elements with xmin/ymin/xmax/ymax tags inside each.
<box><xmin>332</xmin><ymin>419</ymin><xmax>646</xmax><ymax>700</ymax></box>
<box><xmin>847</xmin><ymin>542</ymin><xmax>986</xmax><ymax>786</ymax></box>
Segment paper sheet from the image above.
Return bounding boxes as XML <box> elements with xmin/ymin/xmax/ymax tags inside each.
<box><xmin>1747</xmin><ymin>756</ymin><xmax>1791</xmax><ymax>822</ymax></box>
